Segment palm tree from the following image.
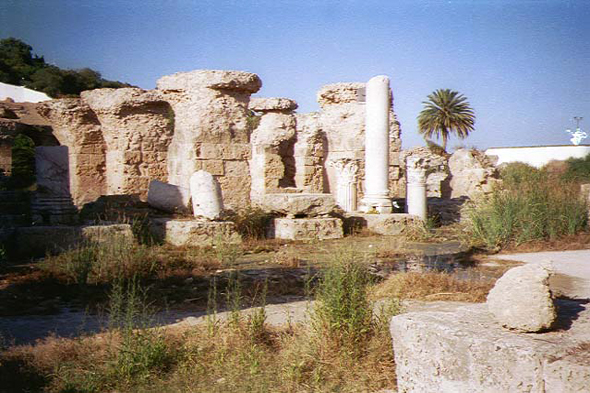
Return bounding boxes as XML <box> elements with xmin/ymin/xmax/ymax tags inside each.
<box><xmin>417</xmin><ymin>89</ymin><xmax>475</xmax><ymax>152</ymax></box>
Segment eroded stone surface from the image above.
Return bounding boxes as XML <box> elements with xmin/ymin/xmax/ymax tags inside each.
<box><xmin>81</xmin><ymin>88</ymin><xmax>174</xmax><ymax>199</ymax></box>
<box><xmin>487</xmin><ymin>264</ymin><xmax>557</xmax><ymax>332</ymax></box>
<box><xmin>390</xmin><ymin>301</ymin><xmax>590</xmax><ymax>393</ymax></box>
<box><xmin>346</xmin><ymin>213</ymin><xmax>420</xmax><ymax>236</ymax></box>
<box><xmin>448</xmin><ymin>148</ymin><xmax>499</xmax><ymax>199</ymax></box>
<box><xmin>150</xmin><ymin>218</ymin><xmax>241</xmax><ymax>247</ymax></box>
<box><xmin>258</xmin><ymin>193</ymin><xmax>337</xmax><ymax>217</ymax></box>
<box><xmin>37</xmin><ymin>98</ymin><xmax>106</xmax><ymax>206</ymax></box>
<box><xmin>402</xmin><ymin>147</ymin><xmax>449</xmax><ymax>198</ymax></box>
<box><xmin>271</xmin><ymin>217</ymin><xmax>343</xmax><ymax>240</ymax></box>
<box><xmin>249</xmin><ymin>97</ymin><xmax>298</xmax><ymax>112</ymax></box>
<box><xmin>156</xmin><ymin>70</ymin><xmax>261</xmax><ymax>208</ymax></box>
<box><xmin>147</xmin><ymin>180</ymin><xmax>191</xmax><ymax>214</ymax></box>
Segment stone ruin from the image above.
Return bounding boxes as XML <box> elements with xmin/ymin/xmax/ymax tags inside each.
<box><xmin>391</xmin><ymin>263</ymin><xmax>590</xmax><ymax>392</ymax></box>
<box><xmin>0</xmin><ymin>69</ymin><xmax>501</xmax><ymax>251</ymax></box>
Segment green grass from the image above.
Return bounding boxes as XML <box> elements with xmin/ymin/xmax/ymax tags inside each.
<box><xmin>468</xmin><ymin>162</ymin><xmax>588</xmax><ymax>250</ymax></box>
<box><xmin>0</xmin><ymin>249</ymin><xmax>400</xmax><ymax>392</ymax></box>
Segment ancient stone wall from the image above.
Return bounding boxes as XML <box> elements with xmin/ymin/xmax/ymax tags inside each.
<box><xmin>81</xmin><ymin>88</ymin><xmax>174</xmax><ymax>199</ymax></box>
<box><xmin>401</xmin><ymin>147</ymin><xmax>449</xmax><ymax>198</ymax></box>
<box><xmin>314</xmin><ymin>82</ymin><xmax>403</xmax><ymax>202</ymax></box>
<box><xmin>37</xmin><ymin>98</ymin><xmax>106</xmax><ymax>206</ymax></box>
<box><xmin>249</xmin><ymin>98</ymin><xmax>300</xmax><ymax>199</ymax></box>
<box><xmin>156</xmin><ymin>70</ymin><xmax>262</xmax><ymax>209</ymax></box>
<box><xmin>294</xmin><ymin>113</ymin><xmax>325</xmax><ymax>193</ymax></box>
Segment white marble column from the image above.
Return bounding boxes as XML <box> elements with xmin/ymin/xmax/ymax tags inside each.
<box><xmin>406</xmin><ymin>156</ymin><xmax>427</xmax><ymax>220</ymax></box>
<box><xmin>329</xmin><ymin>159</ymin><xmax>359</xmax><ymax>212</ymax></box>
<box><xmin>361</xmin><ymin>75</ymin><xmax>392</xmax><ymax>213</ymax></box>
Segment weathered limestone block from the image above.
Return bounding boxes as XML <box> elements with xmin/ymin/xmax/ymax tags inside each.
<box><xmin>258</xmin><ymin>193</ymin><xmax>337</xmax><ymax>217</ymax></box>
<box><xmin>37</xmin><ymin>98</ymin><xmax>107</xmax><ymax>206</ymax></box>
<box><xmin>401</xmin><ymin>147</ymin><xmax>449</xmax><ymax>198</ymax></box>
<box><xmin>157</xmin><ymin>70</ymin><xmax>261</xmax><ymax>209</ymax></box>
<box><xmin>147</xmin><ymin>180</ymin><xmax>191</xmax><ymax>214</ymax></box>
<box><xmin>249</xmin><ymin>97</ymin><xmax>298</xmax><ymax>112</ymax></box>
<box><xmin>390</xmin><ymin>302</ymin><xmax>590</xmax><ymax>393</ymax></box>
<box><xmin>487</xmin><ymin>264</ymin><xmax>556</xmax><ymax>332</ymax></box>
<box><xmin>250</xmin><ymin>110</ymin><xmax>298</xmax><ymax>197</ymax></box>
<box><xmin>190</xmin><ymin>170</ymin><xmax>223</xmax><ymax>220</ymax></box>
<box><xmin>271</xmin><ymin>217</ymin><xmax>343</xmax><ymax>240</ymax></box>
<box><xmin>448</xmin><ymin>148</ymin><xmax>499</xmax><ymax>199</ymax></box>
<box><xmin>150</xmin><ymin>218</ymin><xmax>241</xmax><ymax>247</ymax></box>
<box><xmin>81</xmin><ymin>88</ymin><xmax>174</xmax><ymax>199</ymax></box>
<box><xmin>294</xmin><ymin>113</ymin><xmax>325</xmax><ymax>193</ymax></box>
<box><xmin>345</xmin><ymin>213</ymin><xmax>420</xmax><ymax>236</ymax></box>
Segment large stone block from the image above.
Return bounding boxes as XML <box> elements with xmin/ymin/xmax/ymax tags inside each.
<box><xmin>390</xmin><ymin>302</ymin><xmax>590</xmax><ymax>393</ymax></box>
<box><xmin>147</xmin><ymin>180</ymin><xmax>191</xmax><ymax>214</ymax></box>
<box><xmin>487</xmin><ymin>264</ymin><xmax>556</xmax><ymax>332</ymax></box>
<box><xmin>258</xmin><ymin>193</ymin><xmax>337</xmax><ymax>217</ymax></box>
<box><xmin>150</xmin><ymin>218</ymin><xmax>241</xmax><ymax>247</ymax></box>
<box><xmin>270</xmin><ymin>217</ymin><xmax>343</xmax><ymax>240</ymax></box>
<box><xmin>345</xmin><ymin>213</ymin><xmax>420</xmax><ymax>235</ymax></box>
<box><xmin>15</xmin><ymin>224</ymin><xmax>134</xmax><ymax>257</ymax></box>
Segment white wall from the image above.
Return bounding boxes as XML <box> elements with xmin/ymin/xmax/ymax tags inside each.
<box><xmin>0</xmin><ymin>82</ymin><xmax>51</xmax><ymax>103</ymax></box>
<box><xmin>485</xmin><ymin>145</ymin><xmax>590</xmax><ymax>168</ymax></box>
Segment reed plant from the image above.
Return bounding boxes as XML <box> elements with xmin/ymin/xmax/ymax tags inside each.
<box><xmin>468</xmin><ymin>163</ymin><xmax>588</xmax><ymax>250</ymax></box>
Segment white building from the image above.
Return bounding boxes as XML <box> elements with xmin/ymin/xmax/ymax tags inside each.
<box><xmin>485</xmin><ymin>145</ymin><xmax>590</xmax><ymax>168</ymax></box>
<box><xmin>0</xmin><ymin>82</ymin><xmax>51</xmax><ymax>103</ymax></box>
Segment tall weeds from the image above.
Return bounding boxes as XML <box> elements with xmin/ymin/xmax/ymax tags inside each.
<box><xmin>468</xmin><ymin>163</ymin><xmax>588</xmax><ymax>250</ymax></box>
<box><xmin>39</xmin><ymin>236</ymin><xmax>156</xmax><ymax>285</ymax></box>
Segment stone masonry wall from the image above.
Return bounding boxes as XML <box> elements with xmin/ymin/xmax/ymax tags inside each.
<box><xmin>37</xmin><ymin>98</ymin><xmax>107</xmax><ymax>206</ymax></box>
<box><xmin>81</xmin><ymin>88</ymin><xmax>174</xmax><ymax>199</ymax></box>
<box><xmin>156</xmin><ymin>70</ymin><xmax>262</xmax><ymax>209</ymax></box>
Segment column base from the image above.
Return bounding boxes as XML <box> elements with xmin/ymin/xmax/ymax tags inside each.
<box><xmin>360</xmin><ymin>195</ymin><xmax>393</xmax><ymax>214</ymax></box>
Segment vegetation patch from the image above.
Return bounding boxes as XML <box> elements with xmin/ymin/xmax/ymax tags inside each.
<box><xmin>371</xmin><ymin>271</ymin><xmax>496</xmax><ymax>303</ymax></box>
<box><xmin>468</xmin><ymin>162</ymin><xmax>588</xmax><ymax>250</ymax></box>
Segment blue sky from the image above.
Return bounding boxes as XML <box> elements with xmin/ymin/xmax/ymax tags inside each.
<box><xmin>1</xmin><ymin>0</ymin><xmax>589</xmax><ymax>149</ymax></box>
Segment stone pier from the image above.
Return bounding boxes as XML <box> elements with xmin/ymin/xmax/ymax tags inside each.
<box><xmin>329</xmin><ymin>159</ymin><xmax>359</xmax><ymax>212</ymax></box>
<box><xmin>406</xmin><ymin>156</ymin><xmax>427</xmax><ymax>220</ymax></box>
<box><xmin>361</xmin><ymin>76</ymin><xmax>392</xmax><ymax>213</ymax></box>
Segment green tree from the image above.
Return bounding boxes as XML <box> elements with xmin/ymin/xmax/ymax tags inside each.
<box><xmin>9</xmin><ymin>134</ymin><xmax>36</xmax><ymax>189</ymax></box>
<box><xmin>0</xmin><ymin>38</ymin><xmax>44</xmax><ymax>85</ymax></box>
<box><xmin>417</xmin><ymin>89</ymin><xmax>475</xmax><ymax>152</ymax></box>
<box><xmin>0</xmin><ymin>37</ymin><xmax>132</xmax><ymax>97</ymax></box>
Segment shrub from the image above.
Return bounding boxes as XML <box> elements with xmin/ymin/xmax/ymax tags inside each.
<box><xmin>39</xmin><ymin>237</ymin><xmax>156</xmax><ymax>285</ymax></box>
<box><xmin>563</xmin><ymin>153</ymin><xmax>590</xmax><ymax>183</ymax></box>
<box><xmin>469</xmin><ymin>163</ymin><xmax>588</xmax><ymax>250</ymax></box>
<box><xmin>312</xmin><ymin>248</ymin><xmax>374</xmax><ymax>346</ymax></box>
<box><xmin>225</xmin><ymin>207</ymin><xmax>273</xmax><ymax>239</ymax></box>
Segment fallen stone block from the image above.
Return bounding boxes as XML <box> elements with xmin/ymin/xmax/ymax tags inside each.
<box><xmin>258</xmin><ymin>193</ymin><xmax>337</xmax><ymax>217</ymax></box>
<box><xmin>487</xmin><ymin>264</ymin><xmax>556</xmax><ymax>332</ymax></box>
<box><xmin>390</xmin><ymin>301</ymin><xmax>590</xmax><ymax>393</ymax></box>
<box><xmin>345</xmin><ymin>213</ymin><xmax>420</xmax><ymax>235</ymax></box>
<box><xmin>150</xmin><ymin>218</ymin><xmax>241</xmax><ymax>247</ymax></box>
<box><xmin>147</xmin><ymin>180</ymin><xmax>191</xmax><ymax>214</ymax></box>
<box><xmin>270</xmin><ymin>217</ymin><xmax>343</xmax><ymax>240</ymax></box>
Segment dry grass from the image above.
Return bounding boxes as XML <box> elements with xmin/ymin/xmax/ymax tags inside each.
<box><xmin>0</xmin><ymin>319</ymin><xmax>397</xmax><ymax>393</ymax></box>
<box><xmin>370</xmin><ymin>271</ymin><xmax>497</xmax><ymax>303</ymax></box>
